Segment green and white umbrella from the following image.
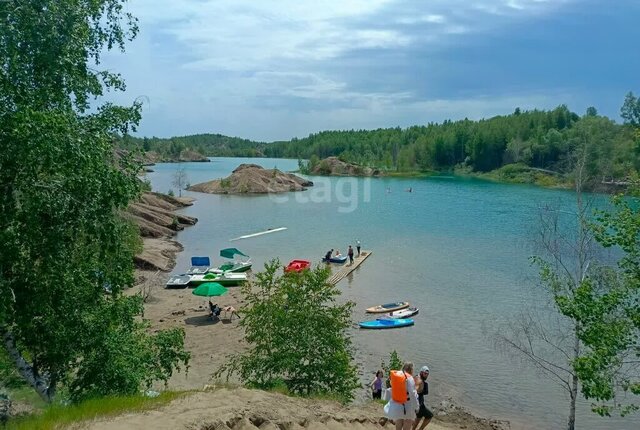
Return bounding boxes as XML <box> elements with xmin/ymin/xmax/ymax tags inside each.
<box><xmin>192</xmin><ymin>282</ymin><xmax>228</xmax><ymax>297</ymax></box>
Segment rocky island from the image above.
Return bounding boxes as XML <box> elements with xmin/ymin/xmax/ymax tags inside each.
<box><xmin>310</xmin><ymin>156</ymin><xmax>383</xmax><ymax>176</ymax></box>
<box><xmin>188</xmin><ymin>163</ymin><xmax>313</xmax><ymax>194</ymax></box>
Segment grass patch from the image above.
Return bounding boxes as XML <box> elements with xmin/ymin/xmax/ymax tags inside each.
<box><xmin>6</xmin><ymin>391</ymin><xmax>187</xmax><ymax>430</ymax></box>
<box><xmin>456</xmin><ymin>163</ymin><xmax>571</xmax><ymax>189</ymax></box>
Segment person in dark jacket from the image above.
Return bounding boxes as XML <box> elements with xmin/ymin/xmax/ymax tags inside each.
<box><xmin>324</xmin><ymin>249</ymin><xmax>333</xmax><ymax>261</ymax></box>
<box><xmin>413</xmin><ymin>366</ymin><xmax>433</xmax><ymax>430</ymax></box>
<box><xmin>348</xmin><ymin>245</ymin><xmax>354</xmax><ymax>264</ymax></box>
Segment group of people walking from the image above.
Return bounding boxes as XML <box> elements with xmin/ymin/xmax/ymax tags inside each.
<box><xmin>370</xmin><ymin>362</ymin><xmax>433</xmax><ymax>430</ymax></box>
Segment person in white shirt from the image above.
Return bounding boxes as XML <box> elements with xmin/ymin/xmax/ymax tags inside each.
<box><xmin>383</xmin><ymin>362</ymin><xmax>419</xmax><ymax>430</ymax></box>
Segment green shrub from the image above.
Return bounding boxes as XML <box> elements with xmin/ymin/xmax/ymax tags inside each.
<box><xmin>217</xmin><ymin>261</ymin><xmax>359</xmax><ymax>402</ymax></box>
<box><xmin>5</xmin><ymin>392</ymin><xmax>185</xmax><ymax>430</ymax></box>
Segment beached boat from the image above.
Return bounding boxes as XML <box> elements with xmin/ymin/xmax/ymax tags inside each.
<box><xmin>166</xmin><ymin>274</ymin><xmax>191</xmax><ymax>289</ymax></box>
<box><xmin>359</xmin><ymin>318</ymin><xmax>415</xmax><ymax>329</ymax></box>
<box><xmin>386</xmin><ymin>307</ymin><xmax>419</xmax><ymax>319</ymax></box>
<box><xmin>209</xmin><ymin>248</ymin><xmax>252</xmax><ymax>273</ymax></box>
<box><xmin>285</xmin><ymin>259</ymin><xmax>311</xmax><ymax>273</ymax></box>
<box><xmin>365</xmin><ymin>302</ymin><xmax>410</xmax><ymax>314</ymax></box>
<box><xmin>186</xmin><ymin>256</ymin><xmax>211</xmax><ymax>275</ymax></box>
<box><xmin>322</xmin><ymin>255</ymin><xmax>347</xmax><ymax>264</ymax></box>
<box><xmin>196</xmin><ymin>272</ymin><xmax>247</xmax><ymax>287</ymax></box>
<box><xmin>165</xmin><ymin>272</ymin><xmax>247</xmax><ymax>288</ymax></box>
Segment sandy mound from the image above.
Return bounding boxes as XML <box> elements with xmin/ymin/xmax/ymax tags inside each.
<box><xmin>311</xmin><ymin>157</ymin><xmax>383</xmax><ymax>177</ymax></box>
<box><xmin>188</xmin><ymin>164</ymin><xmax>313</xmax><ymax>194</ymax></box>
<box><xmin>82</xmin><ymin>387</ymin><xmax>504</xmax><ymax>430</ymax></box>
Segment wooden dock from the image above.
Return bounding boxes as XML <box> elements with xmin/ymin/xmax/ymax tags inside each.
<box><xmin>327</xmin><ymin>250</ymin><xmax>372</xmax><ymax>285</ymax></box>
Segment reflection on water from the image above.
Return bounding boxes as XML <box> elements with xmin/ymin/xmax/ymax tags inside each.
<box><xmin>146</xmin><ymin>158</ymin><xmax>636</xmax><ymax>430</ymax></box>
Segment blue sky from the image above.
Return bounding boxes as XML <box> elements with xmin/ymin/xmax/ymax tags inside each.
<box><xmin>103</xmin><ymin>0</ymin><xmax>640</xmax><ymax>141</ymax></box>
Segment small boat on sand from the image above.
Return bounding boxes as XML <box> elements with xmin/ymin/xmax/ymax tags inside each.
<box><xmin>166</xmin><ymin>274</ymin><xmax>191</xmax><ymax>289</ymax></box>
<box><xmin>365</xmin><ymin>302</ymin><xmax>410</xmax><ymax>314</ymax></box>
<box><xmin>186</xmin><ymin>256</ymin><xmax>211</xmax><ymax>275</ymax></box>
<box><xmin>322</xmin><ymin>255</ymin><xmax>347</xmax><ymax>264</ymax></box>
<box><xmin>359</xmin><ymin>318</ymin><xmax>414</xmax><ymax>329</ymax></box>
<box><xmin>165</xmin><ymin>272</ymin><xmax>247</xmax><ymax>288</ymax></box>
<box><xmin>285</xmin><ymin>260</ymin><xmax>311</xmax><ymax>273</ymax></box>
<box><xmin>386</xmin><ymin>307</ymin><xmax>419</xmax><ymax>319</ymax></box>
<box><xmin>196</xmin><ymin>272</ymin><xmax>247</xmax><ymax>287</ymax></box>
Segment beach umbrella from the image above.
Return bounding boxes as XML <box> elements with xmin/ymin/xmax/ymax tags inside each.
<box><xmin>192</xmin><ymin>282</ymin><xmax>228</xmax><ymax>297</ymax></box>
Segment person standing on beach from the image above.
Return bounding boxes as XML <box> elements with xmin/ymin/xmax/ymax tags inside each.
<box><xmin>412</xmin><ymin>366</ymin><xmax>433</xmax><ymax>430</ymax></box>
<box><xmin>356</xmin><ymin>239</ymin><xmax>361</xmax><ymax>256</ymax></box>
<box><xmin>384</xmin><ymin>362</ymin><xmax>418</xmax><ymax>430</ymax></box>
<box><xmin>348</xmin><ymin>245</ymin><xmax>354</xmax><ymax>265</ymax></box>
<box><xmin>370</xmin><ymin>370</ymin><xmax>384</xmax><ymax>399</ymax></box>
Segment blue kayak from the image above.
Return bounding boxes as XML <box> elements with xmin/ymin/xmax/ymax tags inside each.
<box><xmin>322</xmin><ymin>255</ymin><xmax>347</xmax><ymax>264</ymax></box>
<box><xmin>359</xmin><ymin>318</ymin><xmax>414</xmax><ymax>329</ymax></box>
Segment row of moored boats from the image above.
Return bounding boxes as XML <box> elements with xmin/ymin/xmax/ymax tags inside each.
<box><xmin>166</xmin><ymin>248</ymin><xmax>251</xmax><ymax>288</ymax></box>
<box><xmin>166</xmin><ymin>251</ymin><xmax>418</xmax><ymax>330</ymax></box>
<box><xmin>359</xmin><ymin>301</ymin><xmax>419</xmax><ymax>330</ymax></box>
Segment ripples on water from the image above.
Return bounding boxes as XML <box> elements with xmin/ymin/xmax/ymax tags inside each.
<box><xmin>147</xmin><ymin>158</ymin><xmax>636</xmax><ymax>430</ymax></box>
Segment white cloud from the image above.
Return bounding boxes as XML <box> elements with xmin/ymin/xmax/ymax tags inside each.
<box><xmin>103</xmin><ymin>0</ymin><xmax>583</xmax><ymax>140</ymax></box>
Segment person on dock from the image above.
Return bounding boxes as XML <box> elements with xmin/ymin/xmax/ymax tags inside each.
<box><xmin>325</xmin><ymin>249</ymin><xmax>333</xmax><ymax>261</ymax></box>
<box><xmin>384</xmin><ymin>362</ymin><xmax>418</xmax><ymax>430</ymax></box>
<box><xmin>370</xmin><ymin>370</ymin><xmax>384</xmax><ymax>399</ymax></box>
<box><xmin>348</xmin><ymin>245</ymin><xmax>354</xmax><ymax>265</ymax></box>
<box><xmin>356</xmin><ymin>239</ymin><xmax>361</xmax><ymax>256</ymax></box>
<box><xmin>412</xmin><ymin>365</ymin><xmax>433</xmax><ymax>430</ymax></box>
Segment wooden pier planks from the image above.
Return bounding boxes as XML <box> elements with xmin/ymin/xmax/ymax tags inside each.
<box><xmin>327</xmin><ymin>250</ymin><xmax>372</xmax><ymax>285</ymax></box>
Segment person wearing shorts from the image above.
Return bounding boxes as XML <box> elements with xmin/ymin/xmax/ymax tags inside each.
<box><xmin>413</xmin><ymin>365</ymin><xmax>433</xmax><ymax>430</ymax></box>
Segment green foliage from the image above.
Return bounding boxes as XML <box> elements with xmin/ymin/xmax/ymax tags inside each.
<box><xmin>621</xmin><ymin>92</ymin><xmax>640</xmax><ymax>127</ymax></box>
<box><xmin>119</xmin><ymin>133</ymin><xmax>267</xmax><ymax>159</ymax></box>
<box><xmin>5</xmin><ymin>391</ymin><xmax>186</xmax><ymax>430</ymax></box>
<box><xmin>380</xmin><ymin>350</ymin><xmax>404</xmax><ymax>388</ymax></box>
<box><xmin>217</xmin><ymin>261</ymin><xmax>359</xmax><ymax>402</ymax></box>
<box><xmin>0</xmin><ymin>348</ymin><xmax>25</xmax><ymax>390</ymax></box>
<box><xmin>0</xmin><ymin>0</ymin><xmax>189</xmax><ymax>403</ymax></box>
<box><xmin>559</xmin><ymin>193</ymin><xmax>640</xmax><ymax>416</ymax></box>
<box><xmin>119</xmin><ymin>97</ymin><xmax>638</xmax><ymax>186</ymax></box>
<box><xmin>220</xmin><ymin>178</ymin><xmax>231</xmax><ymax>189</ymax></box>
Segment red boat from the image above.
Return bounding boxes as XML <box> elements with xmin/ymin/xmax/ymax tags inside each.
<box><xmin>284</xmin><ymin>259</ymin><xmax>311</xmax><ymax>273</ymax></box>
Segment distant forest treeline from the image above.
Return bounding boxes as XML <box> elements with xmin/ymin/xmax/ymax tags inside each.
<box><xmin>121</xmin><ymin>94</ymin><xmax>640</xmax><ymax>181</ymax></box>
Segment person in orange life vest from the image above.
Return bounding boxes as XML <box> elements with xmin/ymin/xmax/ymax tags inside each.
<box><xmin>383</xmin><ymin>362</ymin><xmax>418</xmax><ymax>430</ymax></box>
<box><xmin>412</xmin><ymin>365</ymin><xmax>433</xmax><ymax>430</ymax></box>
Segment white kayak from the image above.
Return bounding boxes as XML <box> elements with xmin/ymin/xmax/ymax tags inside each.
<box><xmin>385</xmin><ymin>307</ymin><xmax>419</xmax><ymax>319</ymax></box>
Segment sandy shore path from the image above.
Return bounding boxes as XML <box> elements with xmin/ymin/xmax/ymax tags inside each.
<box><xmin>82</xmin><ymin>387</ymin><xmax>503</xmax><ymax>430</ymax></box>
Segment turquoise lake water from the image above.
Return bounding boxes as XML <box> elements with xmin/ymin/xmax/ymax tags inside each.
<box><xmin>146</xmin><ymin>158</ymin><xmax>636</xmax><ymax>430</ymax></box>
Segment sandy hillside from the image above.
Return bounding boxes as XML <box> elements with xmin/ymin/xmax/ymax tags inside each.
<box><xmin>81</xmin><ymin>387</ymin><xmax>507</xmax><ymax>430</ymax></box>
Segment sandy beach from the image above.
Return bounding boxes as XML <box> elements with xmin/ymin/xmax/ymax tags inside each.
<box><xmin>83</xmin><ymin>386</ymin><xmax>507</xmax><ymax>430</ymax></box>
